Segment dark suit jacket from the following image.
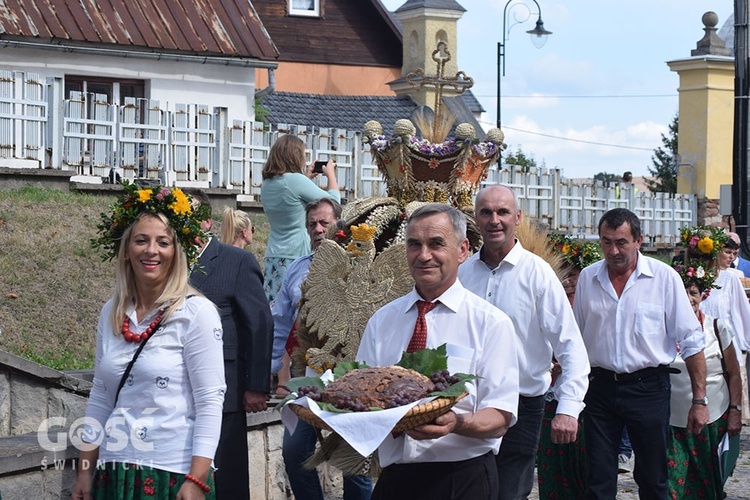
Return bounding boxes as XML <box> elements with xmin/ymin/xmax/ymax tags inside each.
<box><xmin>190</xmin><ymin>238</ymin><xmax>273</xmax><ymax>413</ymax></box>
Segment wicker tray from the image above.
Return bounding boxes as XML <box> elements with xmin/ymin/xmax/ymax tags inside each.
<box><xmin>289</xmin><ymin>392</ymin><xmax>467</xmax><ymax>433</ymax></box>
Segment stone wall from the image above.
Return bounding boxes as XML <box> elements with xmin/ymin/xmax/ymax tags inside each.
<box><xmin>0</xmin><ymin>168</ymin><xmax>75</xmax><ymax>192</ymax></box>
<box><xmin>0</xmin><ymin>351</ymin><xmax>344</xmax><ymax>500</ymax></box>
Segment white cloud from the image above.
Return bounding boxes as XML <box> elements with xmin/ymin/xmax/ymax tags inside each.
<box><xmin>500</xmin><ymin>116</ymin><xmax>665</xmax><ymax>179</ymax></box>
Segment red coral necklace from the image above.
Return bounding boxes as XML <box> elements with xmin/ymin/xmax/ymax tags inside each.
<box><xmin>122</xmin><ymin>309</ymin><xmax>164</xmax><ymax>343</ymax></box>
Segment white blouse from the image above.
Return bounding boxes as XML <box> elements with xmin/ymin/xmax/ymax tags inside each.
<box><xmin>83</xmin><ymin>295</ymin><xmax>226</xmax><ymax>473</ymax></box>
<box><xmin>670</xmin><ymin>315</ymin><xmax>734</xmax><ymax>427</ymax></box>
<box><xmin>701</xmin><ymin>269</ymin><xmax>750</xmax><ymax>352</ymax></box>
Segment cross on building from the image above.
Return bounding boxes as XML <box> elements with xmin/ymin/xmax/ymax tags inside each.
<box><xmin>405</xmin><ymin>41</ymin><xmax>474</xmax><ymax>138</ymax></box>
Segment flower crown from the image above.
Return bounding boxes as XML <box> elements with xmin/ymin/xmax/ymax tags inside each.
<box><xmin>91</xmin><ymin>181</ymin><xmax>211</xmax><ymax>266</ymax></box>
<box><xmin>679</xmin><ymin>225</ymin><xmax>728</xmax><ymax>260</ymax></box>
<box><xmin>673</xmin><ymin>260</ymin><xmax>719</xmax><ymax>294</ymax></box>
<box><xmin>548</xmin><ymin>233</ymin><xmax>602</xmax><ymax>269</ymax></box>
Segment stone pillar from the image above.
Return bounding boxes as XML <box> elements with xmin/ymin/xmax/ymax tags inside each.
<box><xmin>667</xmin><ymin>11</ymin><xmax>733</xmax><ymax>223</ymax></box>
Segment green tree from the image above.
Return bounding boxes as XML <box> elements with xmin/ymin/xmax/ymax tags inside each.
<box><xmin>254</xmin><ymin>97</ymin><xmax>270</xmax><ymax>125</ymax></box>
<box><xmin>593</xmin><ymin>172</ymin><xmax>620</xmax><ymax>186</ymax></box>
<box><xmin>503</xmin><ymin>146</ymin><xmax>538</xmax><ymax>173</ymax></box>
<box><xmin>645</xmin><ymin>114</ymin><xmax>678</xmax><ymax>194</ymax></box>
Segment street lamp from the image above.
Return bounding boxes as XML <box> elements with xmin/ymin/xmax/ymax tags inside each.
<box><xmin>496</xmin><ymin>0</ymin><xmax>552</xmax><ymax>129</ymax></box>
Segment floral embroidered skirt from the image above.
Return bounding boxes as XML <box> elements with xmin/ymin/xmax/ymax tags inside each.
<box><xmin>263</xmin><ymin>256</ymin><xmax>292</xmax><ymax>307</ymax></box>
<box><xmin>536</xmin><ymin>397</ymin><xmax>588</xmax><ymax>499</ymax></box>
<box><xmin>92</xmin><ymin>462</ymin><xmax>215</xmax><ymax>499</ymax></box>
<box><xmin>667</xmin><ymin>412</ymin><xmax>728</xmax><ymax>500</ymax></box>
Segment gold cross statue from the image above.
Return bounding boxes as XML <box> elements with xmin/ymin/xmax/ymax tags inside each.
<box><xmin>405</xmin><ymin>41</ymin><xmax>474</xmax><ymax>137</ymax></box>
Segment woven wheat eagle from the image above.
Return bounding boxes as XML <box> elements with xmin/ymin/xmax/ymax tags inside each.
<box><xmin>294</xmin><ymin>223</ymin><xmax>413</xmax><ymax>373</ymax></box>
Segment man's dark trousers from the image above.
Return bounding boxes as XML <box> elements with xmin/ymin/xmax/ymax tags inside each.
<box><xmin>495</xmin><ymin>394</ymin><xmax>546</xmax><ymax>500</ymax></box>
<box><xmin>583</xmin><ymin>372</ymin><xmax>671</xmax><ymax>500</ymax></box>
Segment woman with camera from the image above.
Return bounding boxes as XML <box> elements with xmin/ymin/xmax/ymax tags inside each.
<box><xmin>260</xmin><ymin>134</ymin><xmax>340</xmax><ymax>305</ymax></box>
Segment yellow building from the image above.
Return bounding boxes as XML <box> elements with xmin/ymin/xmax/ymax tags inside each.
<box><xmin>668</xmin><ymin>11</ymin><xmax>733</xmax><ymax>224</ymax></box>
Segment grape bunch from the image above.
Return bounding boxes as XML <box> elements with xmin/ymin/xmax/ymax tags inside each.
<box><xmin>430</xmin><ymin>369</ymin><xmax>461</xmax><ymax>392</ymax></box>
<box><xmin>386</xmin><ymin>389</ymin><xmax>423</xmax><ymax>409</ymax></box>
<box><xmin>331</xmin><ymin>396</ymin><xmax>371</xmax><ymax>412</ymax></box>
<box><xmin>298</xmin><ymin>385</ymin><xmax>322</xmax><ymax>402</ymax></box>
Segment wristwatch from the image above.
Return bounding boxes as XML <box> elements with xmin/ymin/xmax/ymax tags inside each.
<box><xmin>729</xmin><ymin>404</ymin><xmax>742</xmax><ymax>412</ymax></box>
<box><xmin>692</xmin><ymin>397</ymin><xmax>708</xmax><ymax>406</ymax></box>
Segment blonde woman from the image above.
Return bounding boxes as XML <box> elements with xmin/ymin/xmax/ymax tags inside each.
<box><xmin>73</xmin><ymin>184</ymin><xmax>225</xmax><ymax>500</ymax></box>
<box><xmin>221</xmin><ymin>207</ymin><xmax>254</xmax><ymax>249</ymax></box>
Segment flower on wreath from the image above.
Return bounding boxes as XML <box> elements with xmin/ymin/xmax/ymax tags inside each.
<box><xmin>673</xmin><ymin>260</ymin><xmax>719</xmax><ymax>296</ymax></box>
<box><xmin>91</xmin><ymin>180</ymin><xmax>211</xmax><ymax>267</ymax></box>
<box><xmin>679</xmin><ymin>225</ymin><xmax>728</xmax><ymax>260</ymax></box>
<box><xmin>364</xmin><ymin>125</ymin><xmax>501</xmax><ymax>160</ymax></box>
<box><xmin>549</xmin><ymin>233</ymin><xmax>602</xmax><ymax>269</ymax></box>
<box><xmin>367</xmin><ymin>135</ymin><xmax>390</xmax><ymax>153</ymax></box>
<box><xmin>472</xmin><ymin>141</ymin><xmax>500</xmax><ymax>157</ymax></box>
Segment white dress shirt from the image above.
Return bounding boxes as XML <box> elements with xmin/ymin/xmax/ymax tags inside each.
<box><xmin>83</xmin><ymin>296</ymin><xmax>226</xmax><ymax>473</ymax></box>
<box><xmin>701</xmin><ymin>269</ymin><xmax>750</xmax><ymax>352</ymax></box>
<box><xmin>356</xmin><ymin>280</ymin><xmax>520</xmax><ymax>467</ymax></box>
<box><xmin>573</xmin><ymin>254</ymin><xmax>705</xmax><ymax>373</ymax></box>
<box><xmin>459</xmin><ymin>242</ymin><xmax>589</xmax><ymax>418</ymax></box>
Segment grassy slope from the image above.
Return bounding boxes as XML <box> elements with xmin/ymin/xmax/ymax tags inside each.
<box><xmin>0</xmin><ymin>187</ymin><xmax>268</xmax><ymax>370</ymax></box>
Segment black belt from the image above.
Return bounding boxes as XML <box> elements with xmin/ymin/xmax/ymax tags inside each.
<box><xmin>590</xmin><ymin>365</ymin><xmax>680</xmax><ymax>382</ymax></box>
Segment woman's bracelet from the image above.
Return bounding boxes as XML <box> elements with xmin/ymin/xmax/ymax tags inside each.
<box><xmin>184</xmin><ymin>474</ymin><xmax>211</xmax><ymax>493</ymax></box>
<box><xmin>729</xmin><ymin>405</ymin><xmax>742</xmax><ymax>412</ymax></box>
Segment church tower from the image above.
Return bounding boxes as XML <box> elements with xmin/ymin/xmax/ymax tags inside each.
<box><xmin>388</xmin><ymin>0</ymin><xmax>466</xmax><ymax>107</ymax></box>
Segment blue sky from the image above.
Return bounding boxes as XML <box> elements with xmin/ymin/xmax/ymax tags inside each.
<box><xmin>381</xmin><ymin>0</ymin><xmax>733</xmax><ymax>180</ymax></box>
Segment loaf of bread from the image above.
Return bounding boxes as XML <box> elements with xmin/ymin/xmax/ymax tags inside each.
<box><xmin>321</xmin><ymin>365</ymin><xmax>433</xmax><ymax>411</ymax></box>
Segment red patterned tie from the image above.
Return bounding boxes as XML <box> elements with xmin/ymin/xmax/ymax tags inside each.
<box><xmin>407</xmin><ymin>300</ymin><xmax>437</xmax><ymax>353</ymax></box>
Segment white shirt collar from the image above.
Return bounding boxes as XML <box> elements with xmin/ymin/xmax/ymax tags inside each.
<box><xmin>403</xmin><ymin>279</ymin><xmax>465</xmax><ymax>314</ymax></box>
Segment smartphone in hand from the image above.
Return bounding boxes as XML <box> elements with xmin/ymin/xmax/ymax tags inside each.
<box><xmin>313</xmin><ymin>160</ymin><xmax>327</xmax><ymax>174</ymax></box>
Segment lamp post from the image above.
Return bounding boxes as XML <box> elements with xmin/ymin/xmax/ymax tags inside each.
<box><xmin>496</xmin><ymin>0</ymin><xmax>552</xmax><ymax>129</ymax></box>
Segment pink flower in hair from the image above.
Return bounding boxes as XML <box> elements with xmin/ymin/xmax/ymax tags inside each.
<box><xmin>155</xmin><ymin>187</ymin><xmax>171</xmax><ymax>201</ymax></box>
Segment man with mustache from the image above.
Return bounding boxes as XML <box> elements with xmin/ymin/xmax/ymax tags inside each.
<box><xmin>573</xmin><ymin>207</ymin><xmax>709</xmax><ymax>498</ymax></box>
<box><xmin>357</xmin><ymin>203</ymin><xmax>520</xmax><ymax>499</ymax></box>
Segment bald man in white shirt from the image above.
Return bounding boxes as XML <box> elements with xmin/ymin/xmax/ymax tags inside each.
<box><xmin>459</xmin><ymin>185</ymin><xmax>590</xmax><ymax>500</ymax></box>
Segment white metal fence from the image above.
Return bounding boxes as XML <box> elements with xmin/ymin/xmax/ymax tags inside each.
<box><xmin>483</xmin><ymin>166</ymin><xmax>695</xmax><ymax>245</ymax></box>
<box><xmin>0</xmin><ymin>71</ymin><xmax>696</xmax><ymax>242</ymax></box>
<box><xmin>0</xmin><ymin>70</ymin><xmax>46</xmax><ymax>164</ymax></box>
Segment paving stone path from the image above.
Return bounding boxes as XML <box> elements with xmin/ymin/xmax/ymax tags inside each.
<box><xmin>325</xmin><ymin>425</ymin><xmax>750</xmax><ymax>499</ymax></box>
<box><xmin>528</xmin><ymin>424</ymin><xmax>750</xmax><ymax>499</ymax></box>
